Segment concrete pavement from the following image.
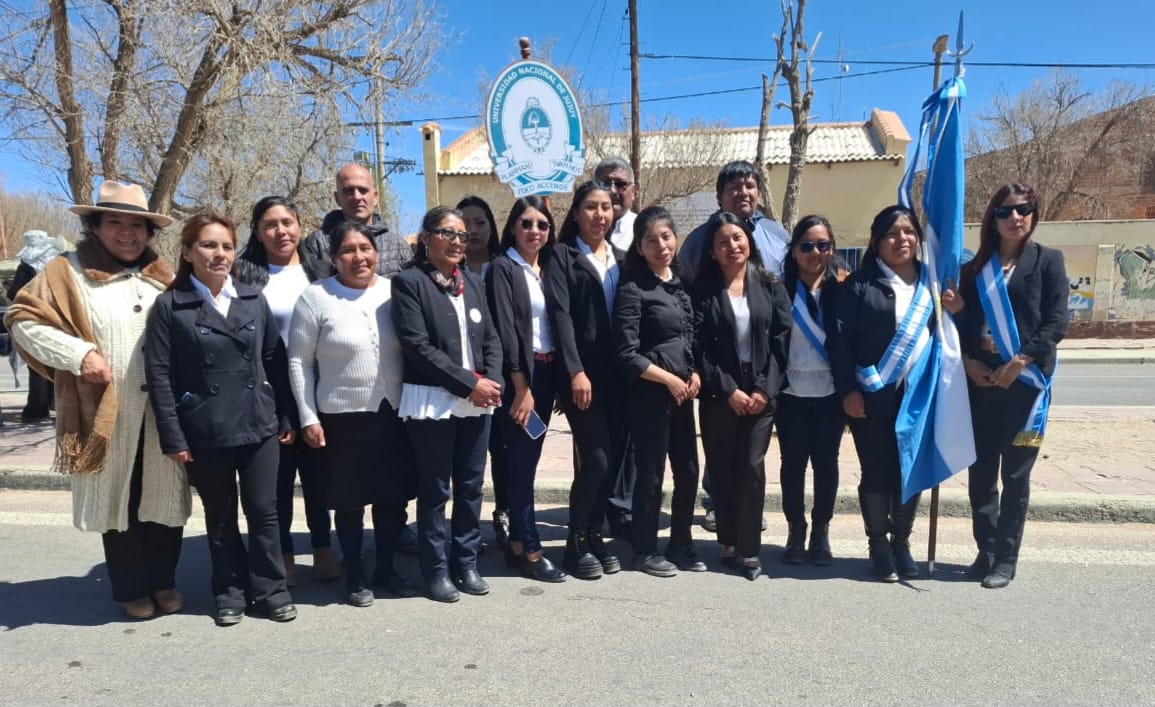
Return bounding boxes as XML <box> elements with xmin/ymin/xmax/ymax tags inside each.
<box><xmin>2</xmin><ymin>339</ymin><xmax>1153</xmax><ymax>522</ymax></box>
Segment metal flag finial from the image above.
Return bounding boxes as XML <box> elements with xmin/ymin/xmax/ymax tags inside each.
<box><xmin>951</xmin><ymin>11</ymin><xmax>974</xmax><ymax>78</ymax></box>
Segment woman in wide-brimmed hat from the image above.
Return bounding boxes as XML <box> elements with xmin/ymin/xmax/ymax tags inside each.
<box><xmin>4</xmin><ymin>181</ymin><xmax>192</xmax><ymax>620</ymax></box>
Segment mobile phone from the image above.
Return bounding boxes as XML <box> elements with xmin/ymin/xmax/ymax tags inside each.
<box><xmin>524</xmin><ymin>409</ymin><xmax>547</xmax><ymax>440</ymax></box>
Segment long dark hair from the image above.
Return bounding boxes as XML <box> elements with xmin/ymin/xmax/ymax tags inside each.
<box><xmin>624</xmin><ymin>205</ymin><xmax>681</xmax><ymax>276</ymax></box>
<box><xmin>238</xmin><ymin>195</ymin><xmax>301</xmax><ymax>271</ymax></box>
<box><xmin>499</xmin><ymin>196</ymin><xmax>556</xmax><ymax>252</ymax></box>
<box><xmin>864</xmin><ymin>204</ymin><xmax>924</xmax><ymax>265</ymax></box>
<box><xmin>456</xmin><ymin>195</ymin><xmax>500</xmax><ymax>262</ymax></box>
<box><xmin>784</xmin><ymin>213</ymin><xmax>837</xmax><ymax>288</ymax></box>
<box><xmin>694</xmin><ymin>211</ymin><xmax>768</xmax><ymax>285</ymax></box>
<box><xmin>557</xmin><ymin>180</ymin><xmax>612</xmax><ymax>244</ymax></box>
<box><xmin>171</xmin><ymin>210</ymin><xmax>237</xmax><ymax>291</ymax></box>
<box><xmin>959</xmin><ymin>183</ymin><xmax>1039</xmax><ymax>291</ymax></box>
<box><xmin>408</xmin><ymin>205</ymin><xmax>464</xmax><ymax>268</ymax></box>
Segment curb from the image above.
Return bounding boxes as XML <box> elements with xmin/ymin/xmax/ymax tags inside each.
<box><xmin>5</xmin><ymin>470</ymin><xmax>1153</xmax><ymax>524</ymax></box>
<box><xmin>1057</xmin><ymin>352</ymin><xmax>1151</xmax><ymax>365</ymax></box>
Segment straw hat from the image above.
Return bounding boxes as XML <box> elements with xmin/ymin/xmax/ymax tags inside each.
<box><xmin>69</xmin><ymin>181</ymin><xmax>173</xmax><ymax>228</ymax></box>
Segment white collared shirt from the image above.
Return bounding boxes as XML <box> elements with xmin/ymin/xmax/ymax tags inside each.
<box><xmin>190</xmin><ymin>274</ymin><xmax>237</xmax><ymax>318</ymax></box>
<box><xmin>576</xmin><ymin>237</ymin><xmax>619</xmax><ymax>317</ymax></box>
<box><xmin>608</xmin><ymin>210</ymin><xmax>637</xmax><ymax>251</ymax></box>
<box><xmin>508</xmin><ymin>248</ymin><xmax>554</xmax><ymax>353</ymax></box>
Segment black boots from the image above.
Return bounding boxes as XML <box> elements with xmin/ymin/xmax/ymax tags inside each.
<box><xmin>859</xmin><ymin>489</ymin><xmax>897</xmax><ymax>583</ymax></box>
<box><xmin>890</xmin><ymin>492</ymin><xmax>921</xmax><ymax>579</ymax></box>
<box><xmin>782</xmin><ymin>522</ymin><xmax>808</xmax><ymax>565</ymax></box>
<box><xmin>586</xmin><ymin>526</ymin><xmax>621</xmax><ymax>574</ymax></box>
<box><xmin>563</xmin><ymin>530</ymin><xmax>603</xmax><ymax>580</ymax></box>
<box><xmin>807</xmin><ymin>523</ymin><xmax>832</xmax><ymax>566</ymax></box>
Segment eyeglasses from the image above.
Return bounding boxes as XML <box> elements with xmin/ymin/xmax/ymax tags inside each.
<box><xmin>993</xmin><ymin>203</ymin><xmax>1036</xmax><ymax>219</ymax></box>
<box><xmin>429</xmin><ymin>228</ymin><xmax>469</xmax><ymax>244</ymax></box>
<box><xmin>519</xmin><ymin>218</ymin><xmax>550</xmax><ymax>232</ymax></box>
<box><xmin>604</xmin><ymin>179</ymin><xmax>633</xmax><ymax>191</ymax></box>
<box><xmin>797</xmin><ymin>240</ymin><xmax>832</xmax><ymax>254</ymax></box>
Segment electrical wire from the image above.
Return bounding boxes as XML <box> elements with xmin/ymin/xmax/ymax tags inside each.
<box><xmin>640</xmin><ymin>52</ymin><xmax>1155</xmax><ymax>70</ymax></box>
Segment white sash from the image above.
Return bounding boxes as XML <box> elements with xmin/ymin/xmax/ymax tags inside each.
<box><xmin>856</xmin><ymin>267</ymin><xmax>934</xmax><ymax>392</ymax></box>
<box><xmin>791</xmin><ymin>279</ymin><xmax>827</xmax><ymax>362</ymax></box>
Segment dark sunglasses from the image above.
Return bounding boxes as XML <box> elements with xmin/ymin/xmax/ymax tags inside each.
<box><xmin>993</xmin><ymin>203</ymin><xmax>1036</xmax><ymax>219</ymax></box>
<box><xmin>519</xmin><ymin>218</ymin><xmax>550</xmax><ymax>232</ymax></box>
<box><xmin>605</xmin><ymin>178</ymin><xmax>633</xmax><ymax>191</ymax></box>
<box><xmin>429</xmin><ymin>228</ymin><xmax>469</xmax><ymax>244</ymax></box>
<box><xmin>797</xmin><ymin>240</ymin><xmax>832</xmax><ymax>254</ymax></box>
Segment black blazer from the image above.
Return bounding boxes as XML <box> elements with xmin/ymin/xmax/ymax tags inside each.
<box><xmin>391</xmin><ymin>266</ymin><xmax>503</xmax><ymax>399</ymax></box>
<box><xmin>613</xmin><ymin>267</ymin><xmax>696</xmax><ymax>383</ymax></box>
<box><xmin>828</xmin><ymin>258</ymin><xmax>935</xmax><ymax>417</ymax></box>
<box><xmin>959</xmin><ymin>241</ymin><xmax>1068</xmax><ymax>377</ymax></box>
<box><xmin>694</xmin><ymin>265</ymin><xmax>792</xmax><ymax>402</ymax></box>
<box><xmin>783</xmin><ymin>270</ymin><xmax>841</xmax><ymax>387</ymax></box>
<box><xmin>544</xmin><ymin>238</ymin><xmax>627</xmax><ymax>385</ymax></box>
<box><xmin>145</xmin><ymin>280</ymin><xmax>295</xmax><ymax>454</ymax></box>
<box><xmin>485</xmin><ymin>248</ymin><xmax>555</xmax><ymax>378</ymax></box>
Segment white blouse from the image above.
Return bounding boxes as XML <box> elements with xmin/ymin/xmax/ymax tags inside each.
<box><xmin>728</xmin><ymin>293</ymin><xmax>752</xmax><ymax>364</ymax></box>
<box><xmin>784</xmin><ymin>286</ymin><xmax>835</xmax><ymax>397</ymax></box>
<box><xmin>509</xmin><ymin>248</ymin><xmax>554</xmax><ymax>353</ymax></box>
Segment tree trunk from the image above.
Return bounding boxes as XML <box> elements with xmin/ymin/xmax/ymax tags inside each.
<box><xmin>48</xmin><ymin>0</ymin><xmax>93</xmax><ymax>204</ymax></box>
<box><xmin>755</xmin><ymin>72</ymin><xmax>779</xmax><ymax>221</ymax></box>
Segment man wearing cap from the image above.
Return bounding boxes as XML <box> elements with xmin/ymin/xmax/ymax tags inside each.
<box><xmin>299</xmin><ymin>163</ymin><xmax>413</xmax><ymax>280</ymax></box>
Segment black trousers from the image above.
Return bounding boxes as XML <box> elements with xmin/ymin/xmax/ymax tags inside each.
<box><xmin>607</xmin><ymin>434</ymin><xmax>636</xmax><ymax>524</ymax></box>
<box><xmin>186</xmin><ymin>435</ymin><xmax>290</xmax><ymax>611</ymax></box>
<box><xmin>847</xmin><ymin>413</ymin><xmax>901</xmax><ymax>495</ymax></box>
<box><xmin>101</xmin><ymin>432</ymin><xmax>184</xmax><ymax>602</ymax></box>
<box><xmin>560</xmin><ymin>381</ymin><xmax>626</xmax><ymax>530</ymax></box>
<box><xmin>23</xmin><ymin>368</ymin><xmax>53</xmax><ymax>419</ymax></box>
<box><xmin>969</xmin><ymin>381</ymin><xmax>1042</xmax><ymax>569</ymax></box>
<box><xmin>699</xmin><ymin>397</ymin><xmax>773</xmax><ymax>558</ymax></box>
<box><xmin>776</xmin><ymin>392</ymin><xmax>844</xmax><ymax>526</ymax></box>
<box><xmin>501</xmin><ymin>359</ymin><xmax>557</xmax><ymax>553</ymax></box>
<box><xmin>488</xmin><ymin>403</ymin><xmax>510</xmax><ymax>511</ymax></box>
<box><xmin>628</xmin><ymin>382</ymin><xmax>699</xmax><ymax>555</ymax></box>
<box><xmin>334</xmin><ymin>501</ymin><xmax>407</xmax><ymax>590</ymax></box>
<box><xmin>406</xmin><ymin>415</ymin><xmax>489</xmax><ymax>580</ymax></box>
<box><xmin>276</xmin><ymin>437</ymin><xmax>331</xmax><ymax>553</ymax></box>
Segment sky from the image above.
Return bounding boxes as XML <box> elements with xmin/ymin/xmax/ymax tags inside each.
<box><xmin>3</xmin><ymin>0</ymin><xmax>1155</xmax><ymax>232</ymax></box>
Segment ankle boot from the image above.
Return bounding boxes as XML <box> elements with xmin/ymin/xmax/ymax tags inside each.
<box><xmin>807</xmin><ymin>523</ymin><xmax>832</xmax><ymax>566</ymax></box>
<box><xmin>859</xmin><ymin>489</ymin><xmax>897</xmax><ymax>582</ymax></box>
<box><xmin>781</xmin><ymin>521</ymin><xmax>807</xmax><ymax>565</ymax></box>
<box><xmin>563</xmin><ymin>530</ymin><xmax>603</xmax><ymax>580</ymax></box>
<box><xmin>586</xmin><ymin>526</ymin><xmax>621</xmax><ymax>574</ymax></box>
<box><xmin>492</xmin><ymin>509</ymin><xmax>510</xmax><ymax>548</ymax></box>
<box><xmin>890</xmin><ymin>492</ymin><xmax>921</xmax><ymax>579</ymax></box>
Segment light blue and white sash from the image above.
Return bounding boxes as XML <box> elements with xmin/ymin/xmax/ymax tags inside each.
<box><xmin>791</xmin><ymin>279</ymin><xmax>827</xmax><ymax>362</ymax></box>
<box><xmin>855</xmin><ymin>267</ymin><xmax>934</xmax><ymax>392</ymax></box>
<box><xmin>975</xmin><ymin>255</ymin><xmax>1054</xmax><ymax>447</ymax></box>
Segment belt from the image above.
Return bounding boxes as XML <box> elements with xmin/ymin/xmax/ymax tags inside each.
<box><xmin>533</xmin><ymin>352</ymin><xmax>556</xmax><ymax>363</ymax></box>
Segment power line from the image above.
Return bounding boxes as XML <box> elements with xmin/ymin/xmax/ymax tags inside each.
<box><xmin>640</xmin><ymin>52</ymin><xmax>1155</xmax><ymax>70</ymax></box>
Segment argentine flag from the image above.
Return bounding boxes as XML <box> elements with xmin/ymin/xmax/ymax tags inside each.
<box><xmin>895</xmin><ymin>76</ymin><xmax>976</xmax><ymax>502</ymax></box>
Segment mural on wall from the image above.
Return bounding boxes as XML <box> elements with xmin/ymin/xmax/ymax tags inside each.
<box><xmin>1062</xmin><ymin>245</ymin><xmax>1099</xmax><ymax>321</ymax></box>
<box><xmin>1111</xmin><ymin>244</ymin><xmax>1155</xmax><ymax>320</ymax></box>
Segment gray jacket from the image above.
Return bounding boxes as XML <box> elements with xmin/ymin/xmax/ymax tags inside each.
<box><xmin>299</xmin><ymin>210</ymin><xmax>413</xmax><ymax>280</ymax></box>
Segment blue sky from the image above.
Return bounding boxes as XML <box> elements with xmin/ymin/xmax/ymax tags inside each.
<box><xmin>3</xmin><ymin>0</ymin><xmax>1154</xmax><ymax>231</ymax></box>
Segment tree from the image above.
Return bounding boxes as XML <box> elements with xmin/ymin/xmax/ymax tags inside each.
<box><xmin>0</xmin><ymin>0</ymin><xmax>442</xmax><ymax>227</ymax></box>
<box><xmin>965</xmin><ymin>71</ymin><xmax>1152</xmax><ymax>220</ymax></box>
<box><xmin>0</xmin><ymin>184</ymin><xmax>78</xmax><ymax>260</ymax></box>
<box><xmin>757</xmin><ymin>0</ymin><xmax>819</xmax><ymax>231</ymax></box>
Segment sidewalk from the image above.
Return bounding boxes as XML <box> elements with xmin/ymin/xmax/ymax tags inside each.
<box><xmin>3</xmin><ymin>340</ymin><xmax>1153</xmax><ymax>522</ymax></box>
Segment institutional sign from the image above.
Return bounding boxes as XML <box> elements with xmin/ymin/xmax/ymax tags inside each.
<box><xmin>486</xmin><ymin>60</ymin><xmax>585</xmax><ymax>197</ymax></box>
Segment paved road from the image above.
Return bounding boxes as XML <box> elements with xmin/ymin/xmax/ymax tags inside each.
<box><xmin>2</xmin><ymin>491</ymin><xmax>1153</xmax><ymax>705</ymax></box>
<box><xmin>1052</xmin><ymin>362</ymin><xmax>1155</xmax><ymax>406</ymax></box>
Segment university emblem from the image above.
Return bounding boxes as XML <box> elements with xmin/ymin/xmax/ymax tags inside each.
<box><xmin>486</xmin><ymin>60</ymin><xmax>584</xmax><ymax>197</ymax></box>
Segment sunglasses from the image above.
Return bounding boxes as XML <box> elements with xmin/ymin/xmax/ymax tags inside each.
<box><xmin>519</xmin><ymin>218</ymin><xmax>550</xmax><ymax>232</ymax></box>
<box><xmin>797</xmin><ymin>240</ymin><xmax>832</xmax><ymax>254</ymax></box>
<box><xmin>429</xmin><ymin>228</ymin><xmax>470</xmax><ymax>244</ymax></box>
<box><xmin>993</xmin><ymin>203</ymin><xmax>1036</xmax><ymax>219</ymax></box>
<box><xmin>605</xmin><ymin>178</ymin><xmax>633</xmax><ymax>191</ymax></box>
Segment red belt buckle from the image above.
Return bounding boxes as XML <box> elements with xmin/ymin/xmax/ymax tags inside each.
<box><xmin>533</xmin><ymin>352</ymin><xmax>555</xmax><ymax>363</ymax></box>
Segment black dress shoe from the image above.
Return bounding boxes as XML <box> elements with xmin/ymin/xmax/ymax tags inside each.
<box><xmin>268</xmin><ymin>604</ymin><xmax>298</xmax><ymax>622</ymax></box>
<box><xmin>347</xmin><ymin>587</ymin><xmax>374</xmax><ymax>607</ymax></box>
<box><xmin>373</xmin><ymin>572</ymin><xmax>418</xmax><ymax>598</ymax></box>
<box><xmin>518</xmin><ymin>554</ymin><xmax>567</xmax><ymax>583</ymax></box>
<box><xmin>634</xmin><ymin>553</ymin><xmax>677</xmax><ymax>578</ymax></box>
<box><xmin>967</xmin><ymin>551</ymin><xmax>994</xmax><ymax>580</ymax></box>
<box><xmin>664</xmin><ymin>543</ymin><xmax>707</xmax><ymax>572</ymax></box>
<box><xmin>742</xmin><ymin>562</ymin><xmax>762</xmax><ymax>581</ymax></box>
<box><xmin>427</xmin><ymin>576</ymin><xmax>461</xmax><ymax>603</ymax></box>
<box><xmin>214</xmin><ymin>607</ymin><xmax>244</xmax><ymax>627</ymax></box>
<box><xmin>587</xmin><ymin>527</ymin><xmax>621</xmax><ymax>574</ymax></box>
<box><xmin>452</xmin><ymin>569</ymin><xmax>490</xmax><ymax>596</ymax></box>
<box><xmin>981</xmin><ymin>571</ymin><xmax>1012</xmax><ymax>589</ymax></box>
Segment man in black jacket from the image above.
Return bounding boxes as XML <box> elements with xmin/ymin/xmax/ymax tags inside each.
<box><xmin>299</xmin><ymin>164</ymin><xmax>413</xmax><ymax>280</ymax></box>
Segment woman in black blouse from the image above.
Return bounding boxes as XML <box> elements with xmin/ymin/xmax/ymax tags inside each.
<box><xmin>545</xmin><ymin>180</ymin><xmax>625</xmax><ymax>580</ymax></box>
<box><xmin>694</xmin><ymin>212</ymin><xmax>791</xmax><ymax>580</ymax></box>
<box><xmin>958</xmin><ymin>183</ymin><xmax>1067</xmax><ymax>589</ymax></box>
<box><xmin>485</xmin><ymin>196</ymin><xmax>566</xmax><ymax>583</ymax></box>
<box><xmin>614</xmin><ymin>206</ymin><xmax>703</xmax><ymax>577</ymax></box>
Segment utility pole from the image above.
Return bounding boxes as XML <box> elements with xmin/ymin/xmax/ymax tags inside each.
<box><xmin>931</xmin><ymin>34</ymin><xmax>949</xmax><ymax>91</ymax></box>
<box><xmin>628</xmin><ymin>0</ymin><xmax>641</xmax><ymax>189</ymax></box>
<box><xmin>374</xmin><ymin>77</ymin><xmax>387</xmax><ymax>195</ymax></box>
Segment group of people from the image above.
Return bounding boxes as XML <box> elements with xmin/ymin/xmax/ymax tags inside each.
<box><xmin>3</xmin><ymin>155</ymin><xmax>1066</xmax><ymax>626</ymax></box>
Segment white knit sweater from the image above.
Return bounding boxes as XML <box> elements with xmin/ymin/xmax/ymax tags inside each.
<box><xmin>11</xmin><ymin>253</ymin><xmax>191</xmax><ymax>533</ymax></box>
<box><xmin>288</xmin><ymin>276</ymin><xmax>403</xmax><ymax>426</ymax></box>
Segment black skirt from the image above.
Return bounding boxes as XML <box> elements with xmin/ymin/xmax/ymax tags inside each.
<box><xmin>317</xmin><ymin>400</ymin><xmax>415</xmax><ymax>510</ymax></box>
